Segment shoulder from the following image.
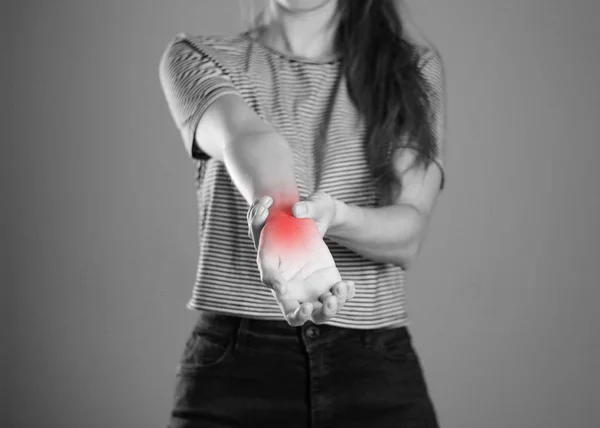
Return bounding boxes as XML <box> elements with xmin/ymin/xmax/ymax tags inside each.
<box><xmin>412</xmin><ymin>43</ymin><xmax>445</xmax><ymax>81</ymax></box>
<box><xmin>160</xmin><ymin>32</ymin><xmax>251</xmax><ymax>67</ymax></box>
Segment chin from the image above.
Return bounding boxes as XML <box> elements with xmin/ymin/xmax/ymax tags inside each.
<box><xmin>274</xmin><ymin>0</ymin><xmax>332</xmax><ymax>12</ymax></box>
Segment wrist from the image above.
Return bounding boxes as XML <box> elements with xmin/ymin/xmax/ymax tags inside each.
<box><xmin>262</xmin><ymin>195</ymin><xmax>315</xmax><ymax>254</ymax></box>
<box><xmin>327</xmin><ymin>197</ymin><xmax>349</xmax><ymax>238</ymax></box>
<box><xmin>268</xmin><ymin>193</ymin><xmax>300</xmax><ymax>214</ymax></box>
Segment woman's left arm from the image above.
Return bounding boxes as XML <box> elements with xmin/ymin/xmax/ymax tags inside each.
<box><xmin>249</xmin><ymin>47</ymin><xmax>446</xmax><ymax>268</ymax></box>
<box><xmin>293</xmin><ymin>47</ymin><xmax>446</xmax><ymax>268</ymax></box>
<box><xmin>325</xmin><ymin>48</ymin><xmax>447</xmax><ymax>268</ymax></box>
<box><xmin>251</xmin><ymin>149</ymin><xmax>443</xmax><ymax>269</ymax></box>
<box><xmin>324</xmin><ymin>148</ymin><xmax>444</xmax><ymax>268</ymax></box>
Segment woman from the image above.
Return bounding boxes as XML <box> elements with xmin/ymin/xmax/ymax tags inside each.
<box><xmin>159</xmin><ymin>0</ymin><xmax>446</xmax><ymax>426</ymax></box>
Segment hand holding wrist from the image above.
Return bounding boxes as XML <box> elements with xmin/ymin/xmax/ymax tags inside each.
<box><xmin>326</xmin><ymin>196</ymin><xmax>348</xmax><ymax>238</ymax></box>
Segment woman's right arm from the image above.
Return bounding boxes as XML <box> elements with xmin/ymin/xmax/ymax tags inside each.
<box><xmin>158</xmin><ymin>38</ymin><xmax>299</xmax><ymax>206</ymax></box>
<box><xmin>194</xmin><ymin>94</ymin><xmax>300</xmax><ymax>208</ymax></box>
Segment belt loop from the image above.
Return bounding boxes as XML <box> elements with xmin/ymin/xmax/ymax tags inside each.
<box><xmin>360</xmin><ymin>328</ymin><xmax>372</xmax><ymax>348</ymax></box>
<box><xmin>235</xmin><ymin>317</ymin><xmax>249</xmax><ymax>353</ymax></box>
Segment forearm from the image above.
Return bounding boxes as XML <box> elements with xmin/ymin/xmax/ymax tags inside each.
<box><xmin>328</xmin><ymin>201</ymin><xmax>428</xmax><ymax>267</ymax></box>
<box><xmin>224</xmin><ymin>130</ymin><xmax>317</xmax><ymax>255</ymax></box>
<box><xmin>222</xmin><ymin>130</ymin><xmax>300</xmax><ymax>208</ymax></box>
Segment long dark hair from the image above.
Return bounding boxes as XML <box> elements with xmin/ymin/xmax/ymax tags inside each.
<box><xmin>335</xmin><ymin>0</ymin><xmax>439</xmax><ymax>203</ymax></box>
<box><xmin>249</xmin><ymin>0</ymin><xmax>440</xmax><ymax>204</ymax></box>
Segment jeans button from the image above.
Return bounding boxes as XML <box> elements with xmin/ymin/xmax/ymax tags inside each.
<box><xmin>305</xmin><ymin>326</ymin><xmax>320</xmax><ymax>338</ymax></box>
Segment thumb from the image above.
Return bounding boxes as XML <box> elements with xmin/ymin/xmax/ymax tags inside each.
<box><xmin>292</xmin><ymin>200</ymin><xmax>318</xmax><ymax>219</ymax></box>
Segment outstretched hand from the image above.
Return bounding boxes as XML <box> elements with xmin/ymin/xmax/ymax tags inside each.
<box><xmin>248</xmin><ymin>196</ymin><xmax>355</xmax><ymax>326</ymax></box>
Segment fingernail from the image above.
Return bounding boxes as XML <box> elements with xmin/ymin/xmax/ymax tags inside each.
<box><xmin>257</xmin><ymin>206</ymin><xmax>265</xmax><ymax>216</ymax></box>
<box><xmin>294</xmin><ymin>204</ymin><xmax>306</xmax><ymax>216</ymax></box>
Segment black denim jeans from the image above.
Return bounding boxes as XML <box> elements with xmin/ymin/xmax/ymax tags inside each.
<box><xmin>167</xmin><ymin>310</ymin><xmax>440</xmax><ymax>428</ymax></box>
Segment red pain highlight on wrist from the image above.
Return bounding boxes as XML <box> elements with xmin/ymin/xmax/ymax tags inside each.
<box><xmin>263</xmin><ymin>200</ymin><xmax>314</xmax><ymax>252</ymax></box>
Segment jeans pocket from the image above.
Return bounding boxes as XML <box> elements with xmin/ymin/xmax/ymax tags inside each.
<box><xmin>362</xmin><ymin>326</ymin><xmax>418</xmax><ymax>362</ymax></box>
<box><xmin>177</xmin><ymin>326</ymin><xmax>235</xmax><ymax>373</ymax></box>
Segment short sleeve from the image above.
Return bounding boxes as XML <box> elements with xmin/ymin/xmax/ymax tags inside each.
<box><xmin>418</xmin><ymin>47</ymin><xmax>447</xmax><ymax>190</ymax></box>
<box><xmin>158</xmin><ymin>34</ymin><xmax>241</xmax><ymax>160</ymax></box>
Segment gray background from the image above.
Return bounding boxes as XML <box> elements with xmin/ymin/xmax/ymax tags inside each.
<box><xmin>4</xmin><ymin>0</ymin><xmax>599</xmax><ymax>427</ymax></box>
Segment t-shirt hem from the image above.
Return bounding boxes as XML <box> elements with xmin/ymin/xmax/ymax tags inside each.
<box><xmin>186</xmin><ymin>300</ymin><xmax>410</xmax><ymax>330</ymax></box>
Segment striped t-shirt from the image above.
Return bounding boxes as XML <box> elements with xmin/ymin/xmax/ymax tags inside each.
<box><xmin>158</xmin><ymin>31</ymin><xmax>446</xmax><ymax>329</ymax></box>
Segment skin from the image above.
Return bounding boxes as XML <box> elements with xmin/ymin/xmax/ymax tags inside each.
<box><xmin>248</xmin><ymin>196</ymin><xmax>356</xmax><ymax>325</ymax></box>
<box><xmin>274</xmin><ymin>0</ymin><xmax>333</xmax><ymax>13</ymax></box>
<box><xmin>260</xmin><ymin>0</ymin><xmax>340</xmax><ymax>62</ymax></box>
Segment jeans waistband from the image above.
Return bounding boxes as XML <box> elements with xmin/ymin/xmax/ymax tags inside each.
<box><xmin>194</xmin><ymin>310</ymin><xmax>409</xmax><ymax>340</ymax></box>
<box><xmin>195</xmin><ymin>310</ymin><xmax>299</xmax><ymax>338</ymax></box>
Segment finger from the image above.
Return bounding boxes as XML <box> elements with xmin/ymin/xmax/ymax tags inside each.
<box><xmin>292</xmin><ymin>201</ymin><xmax>316</xmax><ymax>219</ymax></box>
<box><xmin>284</xmin><ymin>302</ymin><xmax>313</xmax><ymax>327</ymax></box>
<box><xmin>247</xmin><ymin>199</ymin><xmax>262</xmax><ymax>241</ymax></box>
<box><xmin>347</xmin><ymin>281</ymin><xmax>356</xmax><ymax>300</ymax></box>
<box><xmin>251</xmin><ymin>205</ymin><xmax>269</xmax><ymax>249</ymax></box>
<box><xmin>311</xmin><ymin>295</ymin><xmax>338</xmax><ymax>325</ymax></box>
<box><xmin>248</xmin><ymin>198</ymin><xmax>270</xmax><ymax>224</ymax></box>
<box><xmin>310</xmin><ymin>300</ymin><xmax>324</xmax><ymax>313</ymax></box>
<box><xmin>332</xmin><ymin>281</ymin><xmax>349</xmax><ymax>307</ymax></box>
<box><xmin>247</xmin><ymin>195</ymin><xmax>273</xmax><ymax>222</ymax></box>
<box><xmin>277</xmin><ymin>297</ymin><xmax>311</xmax><ymax>327</ymax></box>
<box><xmin>275</xmin><ymin>295</ymin><xmax>299</xmax><ymax>322</ymax></box>
<box><xmin>249</xmin><ymin>197</ymin><xmax>274</xmax><ymax>247</ymax></box>
<box><xmin>256</xmin><ymin>195</ymin><xmax>273</xmax><ymax>207</ymax></box>
<box><xmin>247</xmin><ymin>198</ymin><xmax>260</xmax><ymax>223</ymax></box>
<box><xmin>247</xmin><ymin>203</ymin><xmax>260</xmax><ymax>240</ymax></box>
<box><xmin>318</xmin><ymin>291</ymin><xmax>333</xmax><ymax>304</ymax></box>
<box><xmin>262</xmin><ymin>196</ymin><xmax>274</xmax><ymax>208</ymax></box>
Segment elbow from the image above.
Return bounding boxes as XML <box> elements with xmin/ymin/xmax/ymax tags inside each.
<box><xmin>394</xmin><ymin>209</ymin><xmax>429</xmax><ymax>269</ymax></box>
<box><xmin>395</xmin><ymin>239</ymin><xmax>423</xmax><ymax>270</ymax></box>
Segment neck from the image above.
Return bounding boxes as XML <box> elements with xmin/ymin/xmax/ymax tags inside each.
<box><xmin>260</xmin><ymin>0</ymin><xmax>339</xmax><ymax>61</ymax></box>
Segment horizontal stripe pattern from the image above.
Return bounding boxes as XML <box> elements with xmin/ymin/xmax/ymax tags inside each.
<box><xmin>159</xmin><ymin>32</ymin><xmax>446</xmax><ymax>329</ymax></box>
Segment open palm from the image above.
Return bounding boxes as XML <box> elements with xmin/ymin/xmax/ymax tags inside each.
<box><xmin>248</xmin><ymin>197</ymin><xmax>355</xmax><ymax>326</ymax></box>
<box><xmin>258</xmin><ymin>216</ymin><xmax>341</xmax><ymax>303</ymax></box>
